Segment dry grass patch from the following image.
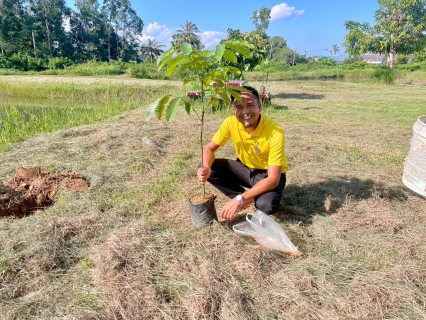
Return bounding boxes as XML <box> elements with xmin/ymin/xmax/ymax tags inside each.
<box><xmin>0</xmin><ymin>78</ymin><xmax>425</xmax><ymax>319</ymax></box>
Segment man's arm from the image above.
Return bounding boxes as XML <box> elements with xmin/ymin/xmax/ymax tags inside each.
<box><xmin>241</xmin><ymin>165</ymin><xmax>282</xmax><ymax>200</ymax></box>
<box><xmin>220</xmin><ymin>165</ymin><xmax>282</xmax><ymax>221</ymax></box>
<box><xmin>197</xmin><ymin>140</ymin><xmax>220</xmax><ymax>184</ymax></box>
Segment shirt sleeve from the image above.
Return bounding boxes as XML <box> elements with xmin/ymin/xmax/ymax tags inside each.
<box><xmin>212</xmin><ymin>117</ymin><xmax>232</xmax><ymax>146</ymax></box>
<box><xmin>267</xmin><ymin>126</ymin><xmax>286</xmax><ymax>167</ymax></box>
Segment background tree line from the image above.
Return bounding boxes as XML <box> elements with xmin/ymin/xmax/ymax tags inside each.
<box><xmin>0</xmin><ymin>0</ymin><xmax>143</xmax><ymax>67</ymax></box>
<box><xmin>1</xmin><ymin>0</ymin><xmax>426</xmax><ymax>73</ymax></box>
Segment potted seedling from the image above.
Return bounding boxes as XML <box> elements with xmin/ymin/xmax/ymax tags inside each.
<box><xmin>146</xmin><ymin>40</ymin><xmax>252</xmax><ymax>227</ymax></box>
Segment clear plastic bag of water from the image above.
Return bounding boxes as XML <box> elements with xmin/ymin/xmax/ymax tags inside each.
<box><xmin>233</xmin><ymin>210</ymin><xmax>303</xmax><ymax>256</ymax></box>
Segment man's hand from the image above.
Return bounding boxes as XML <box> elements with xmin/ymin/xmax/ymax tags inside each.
<box><xmin>197</xmin><ymin>166</ymin><xmax>211</xmax><ymax>185</ymax></box>
<box><xmin>220</xmin><ymin>198</ymin><xmax>241</xmax><ymax>221</ymax></box>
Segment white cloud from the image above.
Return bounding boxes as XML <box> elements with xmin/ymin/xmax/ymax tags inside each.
<box><xmin>270</xmin><ymin>3</ymin><xmax>304</xmax><ymax>22</ymax></box>
<box><xmin>137</xmin><ymin>22</ymin><xmax>173</xmax><ymax>45</ymax></box>
<box><xmin>200</xmin><ymin>31</ymin><xmax>227</xmax><ymax>49</ymax></box>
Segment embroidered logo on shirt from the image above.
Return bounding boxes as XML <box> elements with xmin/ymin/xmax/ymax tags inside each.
<box><xmin>254</xmin><ymin>142</ymin><xmax>261</xmax><ymax>154</ymax></box>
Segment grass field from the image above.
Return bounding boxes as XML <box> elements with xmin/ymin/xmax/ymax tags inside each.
<box><xmin>0</xmin><ymin>75</ymin><xmax>425</xmax><ymax>319</ymax></box>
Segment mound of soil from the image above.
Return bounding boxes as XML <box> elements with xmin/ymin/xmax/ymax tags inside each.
<box><xmin>0</xmin><ymin>167</ymin><xmax>89</xmax><ymax>218</ymax></box>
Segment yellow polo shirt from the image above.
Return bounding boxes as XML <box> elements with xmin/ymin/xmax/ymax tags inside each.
<box><xmin>212</xmin><ymin>115</ymin><xmax>288</xmax><ymax>173</ymax></box>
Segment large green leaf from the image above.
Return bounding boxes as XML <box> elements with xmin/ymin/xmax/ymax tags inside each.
<box><xmin>166</xmin><ymin>54</ymin><xmax>187</xmax><ymax>76</ymax></box>
<box><xmin>217</xmin><ymin>91</ymin><xmax>231</xmax><ymax>104</ymax></box>
<box><xmin>183</xmin><ymin>77</ymin><xmax>198</xmax><ymax>85</ymax></box>
<box><xmin>214</xmin><ymin>44</ymin><xmax>225</xmax><ymax>61</ymax></box>
<box><xmin>210</xmin><ymin>96</ymin><xmax>219</xmax><ymax>107</ymax></box>
<box><xmin>179</xmin><ymin>60</ymin><xmax>193</xmax><ymax>74</ymax></box>
<box><xmin>224</xmin><ymin>41</ymin><xmax>251</xmax><ymax>57</ymax></box>
<box><xmin>157</xmin><ymin>47</ymin><xmax>177</xmax><ymax>70</ymax></box>
<box><xmin>204</xmin><ymin>50</ymin><xmax>215</xmax><ymax>57</ymax></box>
<box><xmin>157</xmin><ymin>47</ymin><xmax>174</xmax><ymax>66</ymax></box>
<box><xmin>146</xmin><ymin>95</ymin><xmax>170</xmax><ymax>120</ymax></box>
<box><xmin>222</xmin><ymin>66</ymin><xmax>241</xmax><ymax>76</ymax></box>
<box><xmin>184</xmin><ymin>101</ymin><xmax>192</xmax><ymax>114</ymax></box>
<box><xmin>180</xmin><ymin>43</ymin><xmax>192</xmax><ymax>55</ymax></box>
<box><xmin>165</xmin><ymin>97</ymin><xmax>182</xmax><ymax>122</ymax></box>
<box><xmin>223</xmin><ymin>49</ymin><xmax>237</xmax><ymax>63</ymax></box>
<box><xmin>228</xmin><ymin>89</ymin><xmax>242</xmax><ymax>103</ymax></box>
<box><xmin>146</xmin><ymin>98</ymin><xmax>161</xmax><ymax>121</ymax></box>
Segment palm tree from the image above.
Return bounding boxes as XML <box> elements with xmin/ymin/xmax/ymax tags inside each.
<box><xmin>171</xmin><ymin>20</ymin><xmax>202</xmax><ymax>49</ymax></box>
<box><xmin>332</xmin><ymin>44</ymin><xmax>340</xmax><ymax>56</ymax></box>
<box><xmin>139</xmin><ymin>38</ymin><xmax>165</xmax><ymax>63</ymax></box>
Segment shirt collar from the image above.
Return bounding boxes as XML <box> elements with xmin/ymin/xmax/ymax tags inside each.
<box><xmin>237</xmin><ymin>114</ymin><xmax>264</xmax><ymax>137</ymax></box>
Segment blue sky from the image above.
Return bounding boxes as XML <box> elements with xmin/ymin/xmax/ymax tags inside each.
<box><xmin>66</xmin><ymin>0</ymin><xmax>380</xmax><ymax>57</ymax></box>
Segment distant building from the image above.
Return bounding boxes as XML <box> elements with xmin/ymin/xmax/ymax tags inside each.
<box><xmin>362</xmin><ymin>53</ymin><xmax>387</xmax><ymax>65</ymax></box>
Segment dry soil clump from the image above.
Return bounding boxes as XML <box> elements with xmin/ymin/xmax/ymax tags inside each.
<box><xmin>0</xmin><ymin>167</ymin><xmax>88</xmax><ymax>217</ymax></box>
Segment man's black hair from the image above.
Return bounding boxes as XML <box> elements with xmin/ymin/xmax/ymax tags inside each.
<box><xmin>231</xmin><ymin>85</ymin><xmax>260</xmax><ymax>104</ymax></box>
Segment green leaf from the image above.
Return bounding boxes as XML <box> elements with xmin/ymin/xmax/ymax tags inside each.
<box><xmin>217</xmin><ymin>91</ymin><xmax>230</xmax><ymax>104</ymax></box>
<box><xmin>165</xmin><ymin>97</ymin><xmax>182</xmax><ymax>122</ymax></box>
<box><xmin>204</xmin><ymin>50</ymin><xmax>215</xmax><ymax>57</ymax></box>
<box><xmin>222</xmin><ymin>66</ymin><xmax>241</xmax><ymax>75</ymax></box>
<box><xmin>210</xmin><ymin>96</ymin><xmax>219</xmax><ymax>107</ymax></box>
<box><xmin>157</xmin><ymin>47</ymin><xmax>174</xmax><ymax>66</ymax></box>
<box><xmin>228</xmin><ymin>89</ymin><xmax>242</xmax><ymax>102</ymax></box>
<box><xmin>180</xmin><ymin>43</ymin><xmax>193</xmax><ymax>55</ymax></box>
<box><xmin>146</xmin><ymin>95</ymin><xmax>171</xmax><ymax>120</ymax></box>
<box><xmin>158</xmin><ymin>47</ymin><xmax>177</xmax><ymax>70</ymax></box>
<box><xmin>146</xmin><ymin>98</ymin><xmax>161</xmax><ymax>121</ymax></box>
<box><xmin>153</xmin><ymin>95</ymin><xmax>171</xmax><ymax>119</ymax></box>
<box><xmin>165</xmin><ymin>54</ymin><xmax>187</xmax><ymax>76</ymax></box>
<box><xmin>183</xmin><ymin>77</ymin><xmax>198</xmax><ymax>85</ymax></box>
<box><xmin>223</xmin><ymin>49</ymin><xmax>237</xmax><ymax>63</ymax></box>
<box><xmin>224</xmin><ymin>41</ymin><xmax>251</xmax><ymax>57</ymax></box>
<box><xmin>214</xmin><ymin>44</ymin><xmax>226</xmax><ymax>61</ymax></box>
<box><xmin>184</xmin><ymin>101</ymin><xmax>192</xmax><ymax>114</ymax></box>
<box><xmin>179</xmin><ymin>61</ymin><xmax>193</xmax><ymax>74</ymax></box>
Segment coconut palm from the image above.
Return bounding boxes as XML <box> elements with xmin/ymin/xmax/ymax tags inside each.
<box><xmin>332</xmin><ymin>44</ymin><xmax>339</xmax><ymax>56</ymax></box>
<box><xmin>171</xmin><ymin>20</ymin><xmax>202</xmax><ymax>49</ymax></box>
<box><xmin>139</xmin><ymin>38</ymin><xmax>165</xmax><ymax>63</ymax></box>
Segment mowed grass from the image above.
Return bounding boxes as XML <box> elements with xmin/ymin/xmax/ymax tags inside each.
<box><xmin>0</xmin><ymin>76</ymin><xmax>425</xmax><ymax>319</ymax></box>
<box><xmin>0</xmin><ymin>77</ymin><xmax>181</xmax><ymax>151</ymax></box>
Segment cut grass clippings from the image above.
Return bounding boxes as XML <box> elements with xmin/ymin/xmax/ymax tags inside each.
<box><xmin>0</xmin><ymin>76</ymin><xmax>425</xmax><ymax>319</ymax></box>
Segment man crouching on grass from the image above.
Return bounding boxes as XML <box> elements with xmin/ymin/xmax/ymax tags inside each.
<box><xmin>197</xmin><ymin>85</ymin><xmax>288</xmax><ymax>221</ymax></box>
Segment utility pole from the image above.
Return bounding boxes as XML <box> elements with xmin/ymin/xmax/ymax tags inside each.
<box><xmin>293</xmin><ymin>49</ymin><xmax>296</xmax><ymax>66</ymax></box>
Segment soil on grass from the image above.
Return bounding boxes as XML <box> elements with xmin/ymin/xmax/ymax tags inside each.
<box><xmin>0</xmin><ymin>167</ymin><xmax>89</xmax><ymax>218</ymax></box>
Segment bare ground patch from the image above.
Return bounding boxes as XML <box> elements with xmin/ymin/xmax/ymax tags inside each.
<box><xmin>1</xmin><ymin>167</ymin><xmax>88</xmax><ymax>217</ymax></box>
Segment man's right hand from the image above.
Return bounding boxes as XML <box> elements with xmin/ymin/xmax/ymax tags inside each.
<box><xmin>197</xmin><ymin>166</ymin><xmax>211</xmax><ymax>184</ymax></box>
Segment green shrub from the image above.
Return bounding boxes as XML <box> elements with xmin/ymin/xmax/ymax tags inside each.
<box><xmin>373</xmin><ymin>65</ymin><xmax>396</xmax><ymax>84</ymax></box>
<box><xmin>395</xmin><ymin>55</ymin><xmax>408</xmax><ymax>65</ymax></box>
<box><xmin>342</xmin><ymin>56</ymin><xmax>363</xmax><ymax>64</ymax></box>
<box><xmin>412</xmin><ymin>50</ymin><xmax>426</xmax><ymax>63</ymax></box>
<box><xmin>0</xmin><ymin>56</ymin><xmax>12</xmax><ymax>69</ymax></box>
<box><xmin>126</xmin><ymin>61</ymin><xmax>165</xmax><ymax>79</ymax></box>
<box><xmin>48</xmin><ymin>57</ymin><xmax>73</xmax><ymax>70</ymax></box>
<box><xmin>341</xmin><ymin>61</ymin><xmax>370</xmax><ymax>70</ymax></box>
<box><xmin>8</xmin><ymin>53</ymin><xmax>45</xmax><ymax>71</ymax></box>
<box><xmin>253</xmin><ymin>61</ymin><xmax>290</xmax><ymax>72</ymax></box>
<box><xmin>64</xmin><ymin>59</ymin><xmax>126</xmax><ymax>76</ymax></box>
<box><xmin>395</xmin><ymin>61</ymin><xmax>426</xmax><ymax>72</ymax></box>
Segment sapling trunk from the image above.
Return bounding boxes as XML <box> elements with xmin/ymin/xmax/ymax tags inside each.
<box><xmin>201</xmin><ymin>109</ymin><xmax>206</xmax><ymax>199</ymax></box>
<box><xmin>200</xmin><ymin>81</ymin><xmax>206</xmax><ymax>199</ymax></box>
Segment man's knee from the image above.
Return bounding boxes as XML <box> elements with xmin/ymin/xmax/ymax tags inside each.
<box><xmin>255</xmin><ymin>196</ymin><xmax>280</xmax><ymax>215</ymax></box>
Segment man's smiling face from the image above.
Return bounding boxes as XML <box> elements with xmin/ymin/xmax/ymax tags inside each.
<box><xmin>232</xmin><ymin>91</ymin><xmax>262</xmax><ymax>133</ymax></box>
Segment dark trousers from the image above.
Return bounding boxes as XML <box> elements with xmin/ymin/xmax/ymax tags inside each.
<box><xmin>206</xmin><ymin>158</ymin><xmax>286</xmax><ymax>215</ymax></box>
